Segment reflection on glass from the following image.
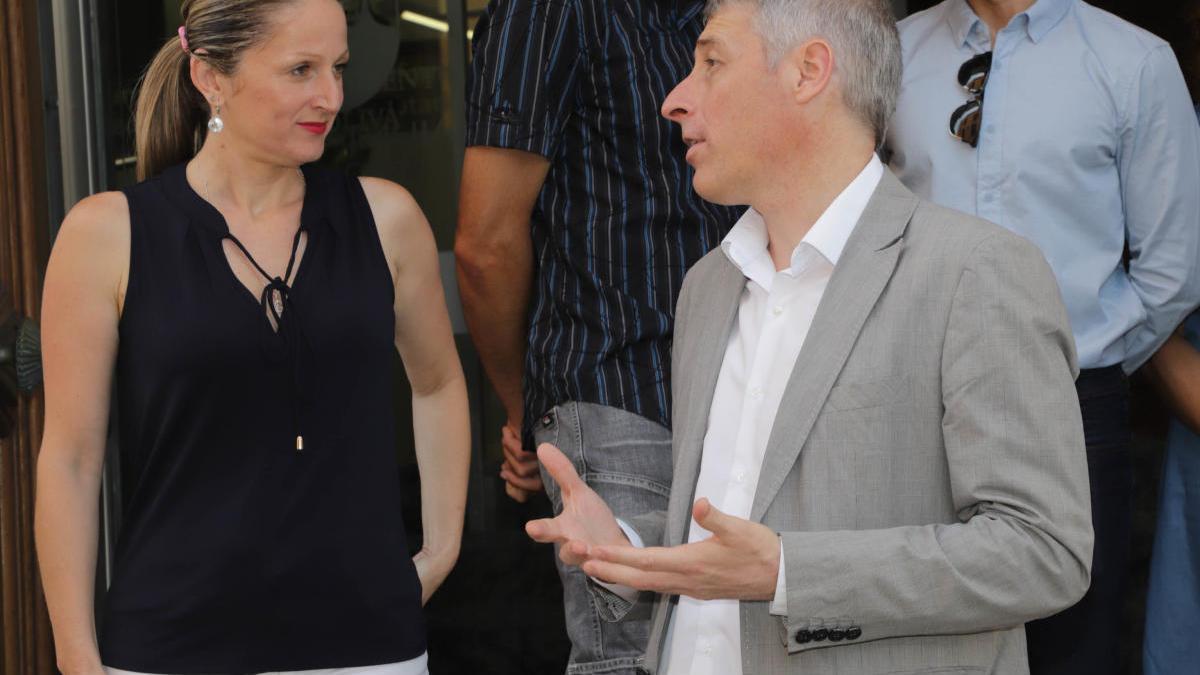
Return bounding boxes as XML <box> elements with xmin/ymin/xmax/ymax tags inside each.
<box><xmin>323</xmin><ymin>0</ymin><xmax>459</xmax><ymax>249</ymax></box>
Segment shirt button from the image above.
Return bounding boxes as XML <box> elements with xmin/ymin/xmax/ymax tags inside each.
<box><xmin>772</xmin><ymin>306</ymin><xmax>784</xmax><ymax>317</ymax></box>
<box><xmin>735</xmin><ymin>470</ymin><xmax>747</xmax><ymax>483</ymax></box>
<box><xmin>985</xmin><ymin>125</ymin><xmax>995</xmax><ymax>134</ymax></box>
<box><xmin>749</xmin><ymin>387</ymin><xmax>764</xmax><ymax>400</ymax></box>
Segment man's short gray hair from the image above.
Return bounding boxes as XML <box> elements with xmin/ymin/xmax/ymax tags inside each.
<box><xmin>706</xmin><ymin>0</ymin><xmax>902</xmax><ymax>144</ymax></box>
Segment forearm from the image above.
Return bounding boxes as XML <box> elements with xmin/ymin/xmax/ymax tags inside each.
<box><xmin>35</xmin><ymin>446</ymin><xmax>103</xmax><ymax>673</ymax></box>
<box><xmin>1122</xmin><ymin>287</ymin><xmax>1200</xmax><ymax>373</ymax></box>
<box><xmin>780</xmin><ymin>514</ymin><xmax>1091</xmax><ymax>647</ymax></box>
<box><xmin>1121</xmin><ymin>188</ymin><xmax>1200</xmax><ymax>372</ymax></box>
<box><xmin>411</xmin><ymin>374</ymin><xmax>471</xmax><ymax>558</ymax></box>
<box><xmin>1148</xmin><ymin>333</ymin><xmax>1200</xmax><ymax>434</ymax></box>
<box><xmin>455</xmin><ymin>231</ymin><xmax>534</xmax><ymax>422</ymax></box>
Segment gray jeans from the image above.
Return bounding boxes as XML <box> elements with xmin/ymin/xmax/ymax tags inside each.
<box><xmin>534</xmin><ymin>402</ymin><xmax>673</xmax><ymax>675</ymax></box>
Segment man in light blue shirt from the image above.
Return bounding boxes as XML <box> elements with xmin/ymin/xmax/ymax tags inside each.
<box><xmin>886</xmin><ymin>1</ymin><xmax>1200</xmax><ymax>673</ymax></box>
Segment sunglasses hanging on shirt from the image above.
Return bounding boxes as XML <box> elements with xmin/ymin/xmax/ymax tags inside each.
<box><xmin>949</xmin><ymin>51</ymin><xmax>993</xmax><ymax>148</ymax></box>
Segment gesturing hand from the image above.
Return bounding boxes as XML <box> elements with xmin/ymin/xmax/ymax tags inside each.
<box><xmin>580</xmin><ymin>498</ymin><xmax>780</xmax><ymax>601</ymax></box>
<box><xmin>525</xmin><ymin>443</ymin><xmax>631</xmax><ymax>566</ymax></box>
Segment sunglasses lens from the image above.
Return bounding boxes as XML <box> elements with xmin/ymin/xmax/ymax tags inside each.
<box><xmin>963</xmin><ymin>71</ymin><xmax>987</xmax><ymax>95</ymax></box>
<box><xmin>957</xmin><ymin>51</ymin><xmax>994</xmax><ymax>87</ymax></box>
<box><xmin>950</xmin><ymin>100</ymin><xmax>982</xmax><ymax>147</ymax></box>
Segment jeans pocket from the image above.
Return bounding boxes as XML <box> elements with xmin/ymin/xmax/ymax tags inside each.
<box><xmin>570</xmin><ymin>404</ymin><xmax>672</xmax><ymax>522</ymax></box>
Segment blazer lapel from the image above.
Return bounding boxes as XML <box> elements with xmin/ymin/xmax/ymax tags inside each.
<box><xmin>665</xmin><ymin>254</ymin><xmax>745</xmax><ymax>547</ymax></box>
<box><xmin>749</xmin><ymin>171</ymin><xmax>919</xmax><ymax>522</ymax></box>
<box><xmin>644</xmin><ymin>253</ymin><xmax>744</xmax><ymax>675</ymax></box>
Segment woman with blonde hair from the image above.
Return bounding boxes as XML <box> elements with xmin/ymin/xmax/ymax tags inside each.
<box><xmin>34</xmin><ymin>1</ymin><xmax>469</xmax><ymax>673</ymax></box>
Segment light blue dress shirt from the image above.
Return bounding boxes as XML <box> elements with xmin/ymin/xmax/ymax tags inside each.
<box><xmin>887</xmin><ymin>0</ymin><xmax>1200</xmax><ymax>371</ymax></box>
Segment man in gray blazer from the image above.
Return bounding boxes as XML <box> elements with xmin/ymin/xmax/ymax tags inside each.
<box><xmin>526</xmin><ymin>0</ymin><xmax>1094</xmax><ymax>673</ymax></box>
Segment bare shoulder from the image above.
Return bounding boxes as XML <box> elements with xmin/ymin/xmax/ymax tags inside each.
<box><xmin>59</xmin><ymin>191</ymin><xmax>129</xmax><ymax>239</ymax></box>
<box><xmin>358</xmin><ymin>177</ymin><xmax>426</xmax><ymax>235</ymax></box>
<box><xmin>45</xmin><ymin>191</ymin><xmax>131</xmax><ymax>312</ymax></box>
<box><xmin>51</xmin><ymin>191</ymin><xmax>130</xmax><ymax>272</ymax></box>
<box><xmin>357</xmin><ymin>177</ymin><xmax>434</xmax><ymax>275</ymax></box>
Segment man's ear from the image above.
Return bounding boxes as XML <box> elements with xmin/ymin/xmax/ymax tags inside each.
<box><xmin>786</xmin><ymin>38</ymin><xmax>834</xmax><ymax>105</ymax></box>
<box><xmin>189</xmin><ymin>55</ymin><xmax>224</xmax><ymax>108</ymax></box>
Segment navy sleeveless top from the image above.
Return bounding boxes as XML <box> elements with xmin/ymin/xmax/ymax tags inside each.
<box><xmin>99</xmin><ymin>163</ymin><xmax>426</xmax><ymax>673</ymax></box>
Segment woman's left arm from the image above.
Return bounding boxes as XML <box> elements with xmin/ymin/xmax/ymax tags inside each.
<box><xmin>362</xmin><ymin>177</ymin><xmax>470</xmax><ymax>605</ymax></box>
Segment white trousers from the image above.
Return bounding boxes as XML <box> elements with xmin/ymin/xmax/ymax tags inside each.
<box><xmin>104</xmin><ymin>652</ymin><xmax>430</xmax><ymax>675</ymax></box>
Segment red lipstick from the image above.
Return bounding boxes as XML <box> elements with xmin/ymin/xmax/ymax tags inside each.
<box><xmin>298</xmin><ymin>122</ymin><xmax>328</xmax><ymax>134</ymax></box>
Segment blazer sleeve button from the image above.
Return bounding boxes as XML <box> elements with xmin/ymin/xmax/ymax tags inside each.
<box><xmin>795</xmin><ymin>629</ymin><xmax>813</xmax><ymax>644</ymax></box>
<box><xmin>812</xmin><ymin>629</ymin><xmax>829</xmax><ymax>642</ymax></box>
<box><xmin>846</xmin><ymin>626</ymin><xmax>863</xmax><ymax>641</ymax></box>
<box><xmin>828</xmin><ymin>629</ymin><xmax>846</xmax><ymax>642</ymax></box>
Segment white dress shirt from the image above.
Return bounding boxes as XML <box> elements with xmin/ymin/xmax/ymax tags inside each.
<box><xmin>649</xmin><ymin>156</ymin><xmax>883</xmax><ymax>675</ymax></box>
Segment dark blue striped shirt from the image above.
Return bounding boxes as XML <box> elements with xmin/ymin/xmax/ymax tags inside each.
<box><xmin>467</xmin><ymin>0</ymin><xmax>741</xmax><ymax>440</ymax></box>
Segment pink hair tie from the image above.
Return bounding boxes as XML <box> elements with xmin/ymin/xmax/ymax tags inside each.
<box><xmin>178</xmin><ymin>26</ymin><xmax>190</xmax><ymax>52</ymax></box>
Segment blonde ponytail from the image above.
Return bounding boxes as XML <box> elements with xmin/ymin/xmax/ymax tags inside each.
<box><xmin>134</xmin><ymin>35</ymin><xmax>206</xmax><ymax>181</ymax></box>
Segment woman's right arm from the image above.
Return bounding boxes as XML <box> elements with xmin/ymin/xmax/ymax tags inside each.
<box><xmin>35</xmin><ymin>192</ymin><xmax>129</xmax><ymax>675</ymax></box>
<box><xmin>1146</xmin><ymin>328</ymin><xmax>1200</xmax><ymax>436</ymax></box>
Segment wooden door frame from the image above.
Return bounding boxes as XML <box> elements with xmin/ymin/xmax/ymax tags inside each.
<box><xmin>0</xmin><ymin>0</ymin><xmax>56</xmax><ymax>671</ymax></box>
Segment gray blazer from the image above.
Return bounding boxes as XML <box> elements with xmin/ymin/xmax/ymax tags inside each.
<box><xmin>615</xmin><ymin>171</ymin><xmax>1093</xmax><ymax>675</ymax></box>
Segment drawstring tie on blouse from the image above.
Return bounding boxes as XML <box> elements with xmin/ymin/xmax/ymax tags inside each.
<box><xmin>222</xmin><ymin>227</ymin><xmax>309</xmax><ymax>453</ymax></box>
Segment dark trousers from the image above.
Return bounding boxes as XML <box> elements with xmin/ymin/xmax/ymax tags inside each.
<box><xmin>1027</xmin><ymin>365</ymin><xmax>1131</xmax><ymax>675</ymax></box>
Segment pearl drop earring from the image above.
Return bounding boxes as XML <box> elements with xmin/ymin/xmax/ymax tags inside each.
<box><xmin>208</xmin><ymin>105</ymin><xmax>224</xmax><ymax>134</ymax></box>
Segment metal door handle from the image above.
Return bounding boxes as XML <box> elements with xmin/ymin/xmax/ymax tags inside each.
<box><xmin>0</xmin><ymin>289</ymin><xmax>42</xmax><ymax>439</ymax></box>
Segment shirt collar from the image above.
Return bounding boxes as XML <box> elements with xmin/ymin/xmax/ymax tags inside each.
<box><xmin>946</xmin><ymin>0</ymin><xmax>987</xmax><ymax>49</ymax></box>
<box><xmin>946</xmin><ymin>0</ymin><xmax>1072</xmax><ymax>49</ymax></box>
<box><xmin>1024</xmin><ymin>0</ymin><xmax>1072</xmax><ymax>43</ymax></box>
<box><xmin>721</xmin><ymin>155</ymin><xmax>884</xmax><ymax>288</ymax></box>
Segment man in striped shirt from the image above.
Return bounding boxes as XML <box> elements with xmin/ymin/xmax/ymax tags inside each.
<box><xmin>456</xmin><ymin>1</ymin><xmax>740</xmax><ymax>672</ymax></box>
